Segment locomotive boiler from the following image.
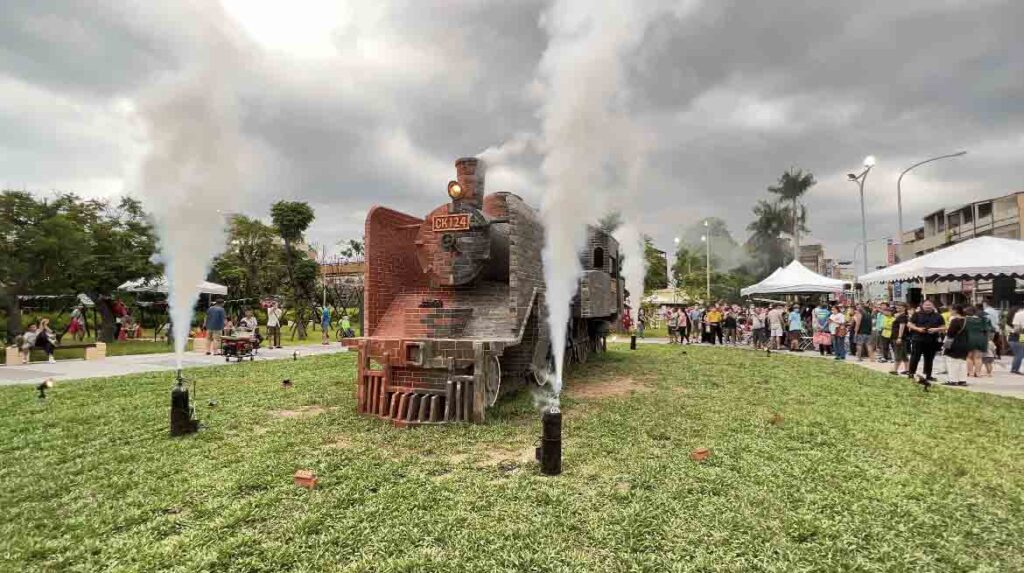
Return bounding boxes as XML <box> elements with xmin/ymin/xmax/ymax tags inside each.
<box><xmin>350</xmin><ymin>157</ymin><xmax>623</xmax><ymax>425</ymax></box>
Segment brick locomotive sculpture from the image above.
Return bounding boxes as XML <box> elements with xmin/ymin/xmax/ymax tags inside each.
<box><xmin>351</xmin><ymin>157</ymin><xmax>623</xmax><ymax>425</ymax></box>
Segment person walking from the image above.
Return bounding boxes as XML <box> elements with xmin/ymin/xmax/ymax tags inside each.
<box><xmin>907</xmin><ymin>300</ymin><xmax>945</xmax><ymax>388</ymax></box>
<box><xmin>963</xmin><ymin>306</ymin><xmax>990</xmax><ymax>378</ymax></box>
<box><xmin>767</xmin><ymin>304</ymin><xmax>785</xmax><ymax>350</ymax></box>
<box><xmin>340</xmin><ymin>313</ymin><xmax>354</xmax><ymax>338</ymax></box>
<box><xmin>751</xmin><ymin>307</ymin><xmax>766</xmax><ymax>349</ymax></box>
<box><xmin>320</xmin><ymin>305</ymin><xmax>332</xmax><ymax>345</ymax></box>
<box><xmin>68</xmin><ymin>305</ymin><xmax>86</xmax><ymax>342</ymax></box>
<box><xmin>853</xmin><ymin>304</ymin><xmax>874</xmax><ymax>362</ymax></box>
<box><xmin>666</xmin><ymin>309</ymin><xmax>679</xmax><ymax>344</ymax></box>
<box><xmin>266</xmin><ymin>301</ymin><xmax>283</xmax><ymax>349</ymax></box>
<box><xmin>982</xmin><ymin>298</ymin><xmax>1001</xmax><ymax>339</ymax></box>
<box><xmin>706</xmin><ymin>304</ymin><xmax>723</xmax><ymax>345</ymax></box>
<box><xmin>637</xmin><ymin>308</ymin><xmax>647</xmax><ymax>339</ymax></box>
<box><xmin>1008</xmin><ymin>306</ymin><xmax>1024</xmax><ymax>375</ymax></box>
<box><xmin>688</xmin><ymin>307</ymin><xmax>701</xmax><ymax>343</ymax></box>
<box><xmin>943</xmin><ymin>305</ymin><xmax>970</xmax><ymax>386</ymax></box>
<box><xmin>828</xmin><ymin>305</ymin><xmax>847</xmax><ymax>360</ymax></box>
<box><xmin>205</xmin><ymin>299</ymin><xmax>226</xmax><ymax>355</ymax></box>
<box><xmin>878</xmin><ymin>305</ymin><xmax>894</xmax><ymax>363</ymax></box>
<box><xmin>872</xmin><ymin>303</ymin><xmax>889</xmax><ymax>362</ymax></box>
<box><xmin>787</xmin><ymin>305</ymin><xmax>804</xmax><ymax>351</ymax></box>
<box><xmin>677</xmin><ymin>308</ymin><xmax>690</xmax><ymax>345</ymax></box>
<box><xmin>813</xmin><ymin>302</ymin><xmax>831</xmax><ymax>356</ymax></box>
<box><xmin>890</xmin><ymin>303</ymin><xmax>910</xmax><ymax>375</ymax></box>
<box><xmin>723</xmin><ymin>310</ymin><xmax>738</xmax><ymax>345</ymax></box>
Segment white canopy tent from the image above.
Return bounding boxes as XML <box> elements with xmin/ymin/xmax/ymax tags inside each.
<box><xmin>858</xmin><ymin>236</ymin><xmax>1024</xmax><ymax>284</ymax></box>
<box><xmin>740</xmin><ymin>260</ymin><xmax>847</xmax><ymax>296</ymax></box>
<box><xmin>118</xmin><ymin>277</ymin><xmax>228</xmax><ymax>296</ymax></box>
<box><xmin>644</xmin><ymin>288</ymin><xmax>692</xmax><ymax>306</ymax></box>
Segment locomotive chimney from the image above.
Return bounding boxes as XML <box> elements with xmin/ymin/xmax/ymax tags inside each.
<box><xmin>451</xmin><ymin>157</ymin><xmax>486</xmax><ymax>210</ymax></box>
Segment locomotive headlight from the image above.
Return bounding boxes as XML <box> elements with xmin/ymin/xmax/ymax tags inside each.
<box><xmin>448</xmin><ymin>181</ymin><xmax>463</xmax><ymax>200</ymax></box>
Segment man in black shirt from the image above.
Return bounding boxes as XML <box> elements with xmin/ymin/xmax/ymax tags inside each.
<box><xmin>907</xmin><ymin>300</ymin><xmax>946</xmax><ymax>387</ymax></box>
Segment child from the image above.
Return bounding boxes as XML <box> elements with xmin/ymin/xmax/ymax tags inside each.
<box><xmin>982</xmin><ymin>339</ymin><xmax>996</xmax><ymax>377</ymax></box>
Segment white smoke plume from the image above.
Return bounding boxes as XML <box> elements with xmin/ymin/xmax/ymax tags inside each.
<box><xmin>537</xmin><ymin>0</ymin><xmax>690</xmax><ymax>394</ymax></box>
<box><xmin>614</xmin><ymin>223</ymin><xmax>646</xmax><ymax>326</ymax></box>
<box><xmin>133</xmin><ymin>9</ymin><xmax>246</xmax><ymax>368</ymax></box>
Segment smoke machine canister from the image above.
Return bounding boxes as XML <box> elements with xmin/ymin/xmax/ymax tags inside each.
<box><xmin>170</xmin><ymin>370</ymin><xmax>199</xmax><ymax>436</ymax></box>
<box><xmin>535</xmin><ymin>408</ymin><xmax>562</xmax><ymax>476</ymax></box>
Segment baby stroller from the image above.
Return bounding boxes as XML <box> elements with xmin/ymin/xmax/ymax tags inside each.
<box><xmin>221</xmin><ymin>329</ymin><xmax>262</xmax><ymax>362</ymax></box>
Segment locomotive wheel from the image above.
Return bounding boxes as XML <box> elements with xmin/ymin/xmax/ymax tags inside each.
<box><xmin>485</xmin><ymin>355</ymin><xmax>501</xmax><ymax>407</ymax></box>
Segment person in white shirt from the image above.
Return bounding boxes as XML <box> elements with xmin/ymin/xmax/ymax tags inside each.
<box><xmin>239</xmin><ymin>308</ymin><xmax>258</xmax><ymax>332</ymax></box>
<box><xmin>983</xmin><ymin>299</ymin><xmax>1001</xmax><ymax>338</ymax></box>
<box><xmin>1008</xmin><ymin>306</ymin><xmax>1024</xmax><ymax>374</ymax></box>
<box><xmin>828</xmin><ymin>305</ymin><xmax>848</xmax><ymax>360</ymax></box>
<box><xmin>266</xmin><ymin>300</ymin><xmax>283</xmax><ymax>349</ymax></box>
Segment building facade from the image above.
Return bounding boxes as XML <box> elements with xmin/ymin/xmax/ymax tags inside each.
<box><xmin>900</xmin><ymin>191</ymin><xmax>1024</xmax><ymax>258</ymax></box>
<box><xmin>798</xmin><ymin>244</ymin><xmax>825</xmax><ymax>275</ymax></box>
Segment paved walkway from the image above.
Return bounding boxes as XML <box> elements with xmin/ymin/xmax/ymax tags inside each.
<box><xmin>609</xmin><ymin>335</ymin><xmax>1024</xmax><ymax>399</ymax></box>
<box><xmin>0</xmin><ymin>343</ymin><xmax>350</xmax><ymax>387</ymax></box>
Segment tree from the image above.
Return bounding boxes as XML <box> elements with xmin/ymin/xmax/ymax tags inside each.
<box><xmin>0</xmin><ymin>192</ymin><xmax>88</xmax><ymax>341</ymax></box>
<box><xmin>643</xmin><ymin>235</ymin><xmax>668</xmax><ymax>292</ymax></box>
<box><xmin>271</xmin><ymin>201</ymin><xmax>316</xmax><ymax>338</ymax></box>
<box><xmin>77</xmin><ymin>196</ymin><xmax>160</xmax><ymax>342</ymax></box>
<box><xmin>211</xmin><ymin>215</ymin><xmax>285</xmax><ymax>301</ymax></box>
<box><xmin>337</xmin><ymin>238</ymin><xmax>364</xmax><ymax>262</ymax></box>
<box><xmin>744</xmin><ymin>199</ymin><xmax>791</xmax><ymax>280</ymax></box>
<box><xmin>767</xmin><ymin>168</ymin><xmax>815</xmax><ymax>257</ymax></box>
<box><xmin>0</xmin><ymin>192</ymin><xmax>159</xmax><ymax>342</ymax></box>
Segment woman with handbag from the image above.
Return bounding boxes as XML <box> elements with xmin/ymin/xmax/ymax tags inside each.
<box><xmin>828</xmin><ymin>305</ymin><xmax>848</xmax><ymax>360</ymax></box>
<box><xmin>963</xmin><ymin>306</ymin><xmax>990</xmax><ymax>378</ymax></box>
<box><xmin>943</xmin><ymin>305</ymin><xmax>970</xmax><ymax>386</ymax></box>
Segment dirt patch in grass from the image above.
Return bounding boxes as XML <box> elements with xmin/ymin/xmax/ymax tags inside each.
<box><xmin>270</xmin><ymin>405</ymin><xmax>333</xmax><ymax>418</ymax></box>
<box><xmin>566</xmin><ymin>377</ymin><xmax>652</xmax><ymax>399</ymax></box>
<box><xmin>325</xmin><ymin>434</ymin><xmax>353</xmax><ymax>449</ymax></box>
<box><xmin>472</xmin><ymin>446</ymin><xmax>536</xmax><ymax>470</ymax></box>
<box><xmin>419</xmin><ymin>445</ymin><xmax>535</xmax><ymax>472</ymax></box>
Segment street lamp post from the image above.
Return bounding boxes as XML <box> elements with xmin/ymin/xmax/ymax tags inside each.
<box><xmin>897</xmin><ymin>151</ymin><xmax>967</xmax><ymax>242</ymax></box>
<box><xmin>847</xmin><ymin>155</ymin><xmax>876</xmax><ymax>275</ymax></box>
<box><xmin>701</xmin><ymin>219</ymin><xmax>711</xmax><ymax>302</ymax></box>
<box><xmin>672</xmin><ymin>237</ymin><xmax>680</xmax><ymax>288</ymax></box>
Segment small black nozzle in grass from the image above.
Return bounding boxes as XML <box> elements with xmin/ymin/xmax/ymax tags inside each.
<box><xmin>535</xmin><ymin>407</ymin><xmax>562</xmax><ymax>476</ymax></box>
<box><xmin>170</xmin><ymin>371</ymin><xmax>199</xmax><ymax>436</ymax></box>
<box><xmin>36</xmin><ymin>378</ymin><xmax>54</xmax><ymax>400</ymax></box>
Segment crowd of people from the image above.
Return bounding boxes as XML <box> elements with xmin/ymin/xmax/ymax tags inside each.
<box><xmin>201</xmin><ymin>299</ymin><xmax>355</xmax><ymax>355</ymax></box>
<box><xmin>636</xmin><ymin>298</ymin><xmax>1024</xmax><ymax>389</ymax></box>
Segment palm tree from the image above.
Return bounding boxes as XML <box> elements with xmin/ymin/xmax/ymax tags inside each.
<box><xmin>745</xmin><ymin>199</ymin><xmax>790</xmax><ymax>278</ymax></box>
<box><xmin>767</xmin><ymin>168</ymin><xmax>816</xmax><ymax>258</ymax></box>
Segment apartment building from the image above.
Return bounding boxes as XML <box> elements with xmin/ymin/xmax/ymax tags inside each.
<box><xmin>900</xmin><ymin>191</ymin><xmax>1024</xmax><ymax>258</ymax></box>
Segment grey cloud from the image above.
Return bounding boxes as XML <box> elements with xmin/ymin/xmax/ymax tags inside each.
<box><xmin>1</xmin><ymin>0</ymin><xmax>1021</xmax><ymax>268</ymax></box>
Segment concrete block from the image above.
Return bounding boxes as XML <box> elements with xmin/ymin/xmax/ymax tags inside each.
<box><xmin>192</xmin><ymin>337</ymin><xmax>209</xmax><ymax>354</ymax></box>
<box><xmin>84</xmin><ymin>342</ymin><xmax>107</xmax><ymax>361</ymax></box>
<box><xmin>5</xmin><ymin>346</ymin><xmax>20</xmax><ymax>365</ymax></box>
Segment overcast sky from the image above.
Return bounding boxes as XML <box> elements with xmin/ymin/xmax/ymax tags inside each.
<box><xmin>2</xmin><ymin>0</ymin><xmax>1022</xmax><ymax>268</ymax></box>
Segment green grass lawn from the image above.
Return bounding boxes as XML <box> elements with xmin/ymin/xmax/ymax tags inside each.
<box><xmin>2</xmin><ymin>345</ymin><xmax>1023</xmax><ymax>571</ymax></box>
